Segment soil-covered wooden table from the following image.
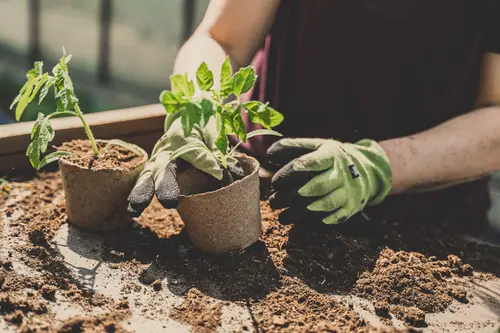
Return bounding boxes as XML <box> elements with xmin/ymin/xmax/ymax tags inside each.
<box><xmin>1</xmin><ymin>172</ymin><xmax>500</xmax><ymax>332</ymax></box>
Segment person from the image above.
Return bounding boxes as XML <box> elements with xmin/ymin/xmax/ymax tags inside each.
<box><xmin>127</xmin><ymin>0</ymin><xmax>500</xmax><ymax>239</ymax></box>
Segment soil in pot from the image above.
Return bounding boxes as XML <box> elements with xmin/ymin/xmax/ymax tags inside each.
<box><xmin>175</xmin><ymin>153</ymin><xmax>261</xmax><ymax>254</ymax></box>
<box><xmin>57</xmin><ymin>139</ymin><xmax>147</xmax><ymax>231</ymax></box>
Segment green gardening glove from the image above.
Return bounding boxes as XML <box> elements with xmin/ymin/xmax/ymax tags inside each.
<box><xmin>127</xmin><ymin>113</ymin><xmax>244</xmax><ymax>217</ymax></box>
<box><xmin>267</xmin><ymin>138</ymin><xmax>392</xmax><ymax>225</ymax></box>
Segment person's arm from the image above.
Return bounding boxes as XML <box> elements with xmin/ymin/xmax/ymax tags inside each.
<box><xmin>172</xmin><ymin>0</ymin><xmax>281</xmax><ymax>89</ymax></box>
<box><xmin>381</xmin><ymin>53</ymin><xmax>500</xmax><ymax>194</ymax></box>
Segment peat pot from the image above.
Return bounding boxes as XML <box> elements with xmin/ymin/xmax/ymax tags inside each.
<box><xmin>176</xmin><ymin>154</ymin><xmax>262</xmax><ymax>254</ymax></box>
<box><xmin>59</xmin><ymin>140</ymin><xmax>148</xmax><ymax>230</ymax></box>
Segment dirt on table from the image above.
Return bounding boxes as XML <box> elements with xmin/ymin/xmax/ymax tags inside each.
<box><xmin>1</xmin><ymin>171</ymin><xmax>500</xmax><ymax>332</ymax></box>
<box><xmin>57</xmin><ymin>139</ymin><xmax>144</xmax><ymax>170</ymax></box>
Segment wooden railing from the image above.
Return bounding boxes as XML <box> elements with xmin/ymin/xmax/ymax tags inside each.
<box><xmin>0</xmin><ymin>104</ymin><xmax>166</xmax><ymax>175</ymax></box>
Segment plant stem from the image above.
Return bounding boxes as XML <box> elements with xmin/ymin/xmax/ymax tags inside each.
<box><xmin>75</xmin><ymin>104</ymin><xmax>99</xmax><ymax>157</ymax></box>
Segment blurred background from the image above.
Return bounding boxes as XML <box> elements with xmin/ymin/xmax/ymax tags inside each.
<box><xmin>0</xmin><ymin>0</ymin><xmax>209</xmax><ymax>124</ymax></box>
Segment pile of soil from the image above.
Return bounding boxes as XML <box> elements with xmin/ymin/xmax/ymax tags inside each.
<box><xmin>170</xmin><ymin>288</ymin><xmax>222</xmax><ymax>332</ymax></box>
<box><xmin>57</xmin><ymin>139</ymin><xmax>143</xmax><ymax>170</ymax></box>
<box><xmin>1</xmin><ymin>170</ymin><xmax>500</xmax><ymax>332</ymax></box>
<box><xmin>355</xmin><ymin>250</ymin><xmax>471</xmax><ymax>327</ymax></box>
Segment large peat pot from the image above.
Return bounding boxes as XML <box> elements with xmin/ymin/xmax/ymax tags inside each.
<box><xmin>176</xmin><ymin>153</ymin><xmax>262</xmax><ymax>254</ymax></box>
<box><xmin>59</xmin><ymin>140</ymin><xmax>148</xmax><ymax>230</ymax></box>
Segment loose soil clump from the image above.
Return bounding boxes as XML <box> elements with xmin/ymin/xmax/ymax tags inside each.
<box><xmin>355</xmin><ymin>249</ymin><xmax>471</xmax><ymax>326</ymax></box>
<box><xmin>170</xmin><ymin>288</ymin><xmax>222</xmax><ymax>332</ymax></box>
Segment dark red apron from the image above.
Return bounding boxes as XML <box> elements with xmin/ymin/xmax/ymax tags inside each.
<box><xmin>235</xmin><ymin>0</ymin><xmax>500</xmax><ymax>234</ymax></box>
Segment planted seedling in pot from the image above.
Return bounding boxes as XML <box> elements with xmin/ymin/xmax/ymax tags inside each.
<box><xmin>154</xmin><ymin>57</ymin><xmax>284</xmax><ymax>253</ymax></box>
<box><xmin>10</xmin><ymin>48</ymin><xmax>148</xmax><ymax>230</ymax></box>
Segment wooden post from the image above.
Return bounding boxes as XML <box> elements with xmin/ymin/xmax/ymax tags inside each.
<box><xmin>182</xmin><ymin>0</ymin><xmax>195</xmax><ymax>44</ymax></box>
<box><xmin>28</xmin><ymin>0</ymin><xmax>41</xmax><ymax>66</ymax></box>
<box><xmin>98</xmin><ymin>0</ymin><xmax>112</xmax><ymax>84</ymax></box>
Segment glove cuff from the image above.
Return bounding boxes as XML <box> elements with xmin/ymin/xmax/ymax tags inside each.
<box><xmin>353</xmin><ymin>139</ymin><xmax>393</xmax><ymax>206</ymax></box>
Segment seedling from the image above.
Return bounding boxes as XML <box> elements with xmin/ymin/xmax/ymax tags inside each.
<box><xmin>157</xmin><ymin>57</ymin><xmax>284</xmax><ymax>172</ymax></box>
<box><xmin>10</xmin><ymin>48</ymin><xmax>98</xmax><ymax>170</ymax></box>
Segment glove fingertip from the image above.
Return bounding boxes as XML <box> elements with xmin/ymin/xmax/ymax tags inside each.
<box><xmin>127</xmin><ymin>176</ymin><xmax>155</xmax><ymax>217</ymax></box>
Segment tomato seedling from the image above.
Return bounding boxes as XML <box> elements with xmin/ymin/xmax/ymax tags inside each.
<box><xmin>10</xmin><ymin>48</ymin><xmax>99</xmax><ymax>170</ymax></box>
<box><xmin>159</xmin><ymin>57</ymin><xmax>284</xmax><ymax>167</ymax></box>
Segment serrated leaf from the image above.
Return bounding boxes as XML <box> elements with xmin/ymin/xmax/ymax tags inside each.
<box><xmin>180</xmin><ymin>103</ymin><xmax>201</xmax><ymax>136</ymax></box>
<box><xmin>160</xmin><ymin>90</ymin><xmax>182</xmax><ymax>114</ymax></box>
<box><xmin>37</xmin><ymin>151</ymin><xmax>73</xmax><ymax>170</ymax></box>
<box><xmin>232</xmin><ymin>66</ymin><xmax>256</xmax><ymax>97</ymax></box>
<box><xmin>29</xmin><ymin>73</ymin><xmax>49</xmax><ymax>104</ymax></box>
<box><xmin>26</xmin><ymin>140</ymin><xmax>41</xmax><ymax>169</ymax></box>
<box><xmin>220</xmin><ymin>57</ymin><xmax>233</xmax><ymax>98</ymax></box>
<box><xmin>198</xmin><ymin>99</ymin><xmax>214</xmax><ymax>127</ymax></box>
<box><xmin>215</xmin><ymin>129</ymin><xmax>228</xmax><ymax>155</ymax></box>
<box><xmin>244</xmin><ymin>101</ymin><xmax>284</xmax><ymax>129</ymax></box>
<box><xmin>196</xmin><ymin>62</ymin><xmax>214</xmax><ymax>91</ymax></box>
<box><xmin>170</xmin><ymin>73</ymin><xmax>194</xmax><ymax>100</ymax></box>
<box><xmin>27</xmin><ymin>61</ymin><xmax>43</xmax><ymax>78</ymax></box>
<box><xmin>39</xmin><ymin>77</ymin><xmax>54</xmax><ymax>104</ymax></box>
<box><xmin>231</xmin><ymin>107</ymin><xmax>247</xmax><ymax>142</ymax></box>
<box><xmin>26</xmin><ymin>114</ymin><xmax>55</xmax><ymax>169</ymax></box>
<box><xmin>215</xmin><ymin>112</ymin><xmax>228</xmax><ymax>154</ymax></box>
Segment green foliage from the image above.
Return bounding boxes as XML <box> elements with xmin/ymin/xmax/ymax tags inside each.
<box><xmin>10</xmin><ymin>48</ymin><xmax>98</xmax><ymax>170</ymax></box>
<box><xmin>159</xmin><ymin>57</ymin><xmax>284</xmax><ymax>166</ymax></box>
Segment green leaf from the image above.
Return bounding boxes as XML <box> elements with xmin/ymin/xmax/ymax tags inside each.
<box><xmin>29</xmin><ymin>73</ymin><xmax>49</xmax><ymax>103</ymax></box>
<box><xmin>39</xmin><ymin>77</ymin><xmax>55</xmax><ymax>104</ymax></box>
<box><xmin>196</xmin><ymin>62</ymin><xmax>214</xmax><ymax>91</ymax></box>
<box><xmin>220</xmin><ymin>57</ymin><xmax>233</xmax><ymax>98</ymax></box>
<box><xmin>26</xmin><ymin>140</ymin><xmax>41</xmax><ymax>169</ymax></box>
<box><xmin>246</xmin><ymin>129</ymin><xmax>283</xmax><ymax>139</ymax></box>
<box><xmin>170</xmin><ymin>73</ymin><xmax>194</xmax><ymax>100</ymax></box>
<box><xmin>170</xmin><ymin>141</ymin><xmax>212</xmax><ymax>161</ymax></box>
<box><xmin>198</xmin><ymin>99</ymin><xmax>214</xmax><ymax>127</ymax></box>
<box><xmin>160</xmin><ymin>90</ymin><xmax>182</xmax><ymax>114</ymax></box>
<box><xmin>26</xmin><ymin>114</ymin><xmax>55</xmax><ymax>169</ymax></box>
<box><xmin>164</xmin><ymin>111</ymin><xmax>182</xmax><ymax>132</ymax></box>
<box><xmin>215</xmin><ymin>113</ymin><xmax>228</xmax><ymax>154</ymax></box>
<box><xmin>228</xmin><ymin>105</ymin><xmax>246</xmax><ymax>142</ymax></box>
<box><xmin>232</xmin><ymin>66</ymin><xmax>256</xmax><ymax>97</ymax></box>
<box><xmin>180</xmin><ymin>103</ymin><xmax>201</xmax><ymax>136</ymax></box>
<box><xmin>15</xmin><ymin>76</ymin><xmax>36</xmax><ymax>121</ymax></box>
<box><xmin>27</xmin><ymin>61</ymin><xmax>43</xmax><ymax>78</ymax></box>
<box><xmin>37</xmin><ymin>151</ymin><xmax>73</xmax><ymax>170</ymax></box>
<box><xmin>244</xmin><ymin>101</ymin><xmax>284</xmax><ymax>129</ymax></box>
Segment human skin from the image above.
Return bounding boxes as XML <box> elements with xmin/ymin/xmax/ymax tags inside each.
<box><xmin>172</xmin><ymin>0</ymin><xmax>500</xmax><ymax>196</ymax></box>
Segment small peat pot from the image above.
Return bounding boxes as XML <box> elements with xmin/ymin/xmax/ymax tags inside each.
<box><xmin>176</xmin><ymin>153</ymin><xmax>262</xmax><ymax>254</ymax></box>
<box><xmin>59</xmin><ymin>139</ymin><xmax>148</xmax><ymax>231</ymax></box>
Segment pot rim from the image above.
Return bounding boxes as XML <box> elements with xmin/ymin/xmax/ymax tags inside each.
<box><xmin>58</xmin><ymin>139</ymin><xmax>148</xmax><ymax>173</ymax></box>
<box><xmin>179</xmin><ymin>153</ymin><xmax>260</xmax><ymax>199</ymax></box>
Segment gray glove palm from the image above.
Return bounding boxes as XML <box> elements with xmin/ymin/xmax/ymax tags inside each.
<box><xmin>127</xmin><ymin>113</ymin><xmax>243</xmax><ymax>216</ymax></box>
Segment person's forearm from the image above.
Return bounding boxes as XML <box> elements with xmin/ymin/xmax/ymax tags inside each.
<box><xmin>380</xmin><ymin>106</ymin><xmax>500</xmax><ymax>194</ymax></box>
<box><xmin>173</xmin><ymin>34</ymin><xmax>240</xmax><ymax>91</ymax></box>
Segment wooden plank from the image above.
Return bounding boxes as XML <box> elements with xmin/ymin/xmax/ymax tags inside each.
<box><xmin>0</xmin><ymin>104</ymin><xmax>166</xmax><ymax>175</ymax></box>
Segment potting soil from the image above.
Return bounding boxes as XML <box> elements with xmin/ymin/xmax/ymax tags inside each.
<box><xmin>0</xmin><ymin>172</ymin><xmax>499</xmax><ymax>332</ymax></box>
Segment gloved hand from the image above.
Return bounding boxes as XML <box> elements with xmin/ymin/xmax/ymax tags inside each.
<box><xmin>127</xmin><ymin>113</ymin><xmax>244</xmax><ymax>217</ymax></box>
<box><xmin>267</xmin><ymin>138</ymin><xmax>392</xmax><ymax>225</ymax></box>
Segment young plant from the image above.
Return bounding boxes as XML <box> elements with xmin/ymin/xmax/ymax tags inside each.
<box><xmin>159</xmin><ymin>57</ymin><xmax>284</xmax><ymax>167</ymax></box>
<box><xmin>10</xmin><ymin>48</ymin><xmax>99</xmax><ymax>170</ymax></box>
